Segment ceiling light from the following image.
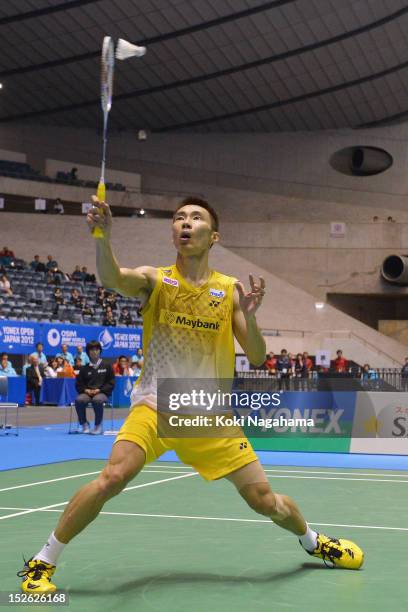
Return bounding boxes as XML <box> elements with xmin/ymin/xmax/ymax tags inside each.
<box><xmin>315</xmin><ymin>302</ymin><xmax>325</xmax><ymax>310</ymax></box>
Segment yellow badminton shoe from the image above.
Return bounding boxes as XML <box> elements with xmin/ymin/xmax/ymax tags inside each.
<box><xmin>304</xmin><ymin>533</ymin><xmax>364</xmax><ymax>569</ymax></box>
<box><xmin>17</xmin><ymin>558</ymin><xmax>57</xmax><ymax>593</ymax></box>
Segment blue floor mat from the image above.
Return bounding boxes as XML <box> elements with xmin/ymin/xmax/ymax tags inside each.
<box><xmin>2</xmin><ymin>422</ymin><xmax>408</xmax><ymax>471</ymax></box>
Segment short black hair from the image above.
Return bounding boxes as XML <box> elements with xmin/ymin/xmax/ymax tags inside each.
<box><xmin>86</xmin><ymin>340</ymin><xmax>102</xmax><ymax>356</ymax></box>
<box><xmin>174</xmin><ymin>197</ymin><xmax>219</xmax><ymax>231</ymax></box>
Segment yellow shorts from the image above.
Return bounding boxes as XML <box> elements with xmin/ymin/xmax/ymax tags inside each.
<box><xmin>115</xmin><ymin>405</ymin><xmax>257</xmax><ymax>481</ymax></box>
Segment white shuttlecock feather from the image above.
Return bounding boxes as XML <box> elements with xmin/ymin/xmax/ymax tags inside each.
<box><xmin>116</xmin><ymin>38</ymin><xmax>146</xmax><ymax>60</ymax></box>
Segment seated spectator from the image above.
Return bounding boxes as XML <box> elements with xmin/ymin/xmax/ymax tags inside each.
<box><xmin>26</xmin><ymin>356</ymin><xmax>45</xmax><ymax>405</ymax></box>
<box><xmin>74</xmin><ymin>345</ymin><xmax>90</xmax><ymax>366</ymax></box>
<box><xmin>44</xmin><ymin>358</ymin><xmax>58</xmax><ymax>378</ymax></box>
<box><xmin>119</xmin><ymin>307</ymin><xmax>133</xmax><ymax>326</ymax></box>
<box><xmin>96</xmin><ymin>287</ymin><xmax>105</xmax><ymax>306</ymax></box>
<box><xmin>104</xmin><ymin>292</ymin><xmax>118</xmax><ymax>311</ymax></box>
<box><xmin>334</xmin><ymin>349</ymin><xmax>348</xmax><ymax>373</ymax></box>
<box><xmin>30</xmin><ymin>255</ymin><xmax>46</xmax><ymax>272</ymax></box>
<box><xmin>113</xmin><ymin>355</ymin><xmax>133</xmax><ymax>376</ymax></box>
<box><xmin>31</xmin><ymin>342</ymin><xmax>47</xmax><ymax>365</ymax></box>
<box><xmin>401</xmin><ymin>357</ymin><xmax>408</xmax><ymax>378</ymax></box>
<box><xmin>81</xmin><ymin>298</ymin><xmax>94</xmax><ymax>317</ymax></box>
<box><xmin>71</xmin><ymin>265</ymin><xmax>85</xmax><ymax>282</ymax></box>
<box><xmin>45</xmin><ymin>255</ymin><xmax>58</xmax><ymax>271</ymax></box>
<box><xmin>70</xmin><ymin>167</ymin><xmax>78</xmax><ymax>181</ymax></box>
<box><xmin>265</xmin><ymin>352</ymin><xmax>277</xmax><ymax>374</ymax></box>
<box><xmin>0</xmin><ymin>352</ymin><xmax>17</xmax><ymax>376</ymax></box>
<box><xmin>53</xmin><ymin>287</ymin><xmax>64</xmax><ymax>314</ymax></box>
<box><xmin>102</xmin><ymin>305</ymin><xmax>117</xmax><ymax>327</ymax></box>
<box><xmin>130</xmin><ymin>348</ymin><xmax>144</xmax><ymax>365</ymax></box>
<box><xmin>130</xmin><ymin>359</ymin><xmax>143</xmax><ymax>378</ymax></box>
<box><xmin>75</xmin><ymin>341</ymin><xmax>115</xmax><ymax>434</ymax></box>
<box><xmin>70</xmin><ymin>288</ymin><xmax>83</xmax><ymax>308</ymax></box>
<box><xmin>53</xmin><ymin>198</ymin><xmax>64</xmax><ymax>215</ymax></box>
<box><xmin>73</xmin><ymin>357</ymin><xmax>83</xmax><ymax>376</ymax></box>
<box><xmin>55</xmin><ymin>356</ymin><xmax>75</xmax><ymax>378</ymax></box>
<box><xmin>56</xmin><ymin>344</ymin><xmax>74</xmax><ymax>365</ymax></box>
<box><xmin>0</xmin><ymin>274</ymin><xmax>12</xmax><ymax>296</ymax></box>
<box><xmin>0</xmin><ymin>246</ymin><xmax>15</xmax><ymax>266</ymax></box>
<box><xmin>82</xmin><ymin>266</ymin><xmax>96</xmax><ymax>283</ymax></box>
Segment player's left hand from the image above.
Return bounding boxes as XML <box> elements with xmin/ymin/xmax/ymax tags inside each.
<box><xmin>235</xmin><ymin>274</ymin><xmax>265</xmax><ymax>318</ymax></box>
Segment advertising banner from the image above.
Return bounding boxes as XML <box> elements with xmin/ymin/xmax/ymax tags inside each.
<box><xmin>0</xmin><ymin>319</ymin><xmax>142</xmax><ymax>358</ymax></box>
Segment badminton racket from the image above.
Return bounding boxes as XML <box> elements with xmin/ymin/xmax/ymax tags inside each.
<box><xmin>93</xmin><ymin>36</ymin><xmax>115</xmax><ymax>239</ymax></box>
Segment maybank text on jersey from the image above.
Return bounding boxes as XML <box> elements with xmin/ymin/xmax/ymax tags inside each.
<box><xmin>159</xmin><ymin>309</ymin><xmax>220</xmax><ymax>332</ymax></box>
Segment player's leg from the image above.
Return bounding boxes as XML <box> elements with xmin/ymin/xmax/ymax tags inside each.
<box><xmin>227</xmin><ymin>460</ymin><xmax>364</xmax><ymax>569</ymax></box>
<box><xmin>90</xmin><ymin>392</ymin><xmax>107</xmax><ymax>434</ymax></box>
<box><xmin>75</xmin><ymin>392</ymin><xmax>91</xmax><ymax>432</ymax></box>
<box><xmin>226</xmin><ymin>461</ymin><xmax>307</xmax><ymax>534</ymax></box>
<box><xmin>55</xmin><ymin>440</ymin><xmax>145</xmax><ymax>543</ymax></box>
<box><xmin>18</xmin><ymin>440</ymin><xmax>145</xmax><ymax>593</ymax></box>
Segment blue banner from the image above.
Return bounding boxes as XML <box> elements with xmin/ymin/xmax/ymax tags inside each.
<box><xmin>0</xmin><ymin>319</ymin><xmax>142</xmax><ymax>358</ymax></box>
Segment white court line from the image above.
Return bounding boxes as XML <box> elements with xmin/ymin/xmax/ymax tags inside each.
<box><xmin>0</xmin><ymin>469</ymin><xmax>192</xmax><ymax>494</ymax></box>
<box><xmin>265</xmin><ymin>475</ymin><xmax>408</xmax><ymax>483</ymax></box>
<box><xmin>0</xmin><ymin>471</ymin><xmax>101</xmax><ymax>493</ymax></box>
<box><xmin>0</xmin><ymin>472</ymin><xmax>197</xmax><ymax>521</ymax></box>
<box><xmin>154</xmin><ymin>468</ymin><xmax>408</xmax><ymax>483</ymax></box>
<box><xmin>0</xmin><ymin>506</ymin><xmax>406</xmax><ymax>532</ymax></box>
<box><xmin>154</xmin><ymin>465</ymin><xmax>408</xmax><ymax>478</ymax></box>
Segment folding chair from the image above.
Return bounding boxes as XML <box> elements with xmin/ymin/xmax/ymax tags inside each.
<box><xmin>68</xmin><ymin>399</ymin><xmax>115</xmax><ymax>435</ymax></box>
<box><xmin>0</xmin><ymin>377</ymin><xmax>19</xmax><ymax>436</ymax></box>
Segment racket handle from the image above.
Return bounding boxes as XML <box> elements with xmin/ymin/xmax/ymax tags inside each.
<box><xmin>97</xmin><ymin>181</ymin><xmax>106</xmax><ymax>202</ymax></box>
<box><xmin>92</xmin><ymin>181</ymin><xmax>106</xmax><ymax>239</ymax></box>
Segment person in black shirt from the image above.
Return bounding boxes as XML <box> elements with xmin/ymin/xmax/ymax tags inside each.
<box><xmin>75</xmin><ymin>341</ymin><xmax>115</xmax><ymax>434</ymax></box>
<box><xmin>102</xmin><ymin>305</ymin><xmax>117</xmax><ymax>327</ymax></box>
<box><xmin>119</xmin><ymin>306</ymin><xmax>132</xmax><ymax>326</ymax></box>
<box><xmin>26</xmin><ymin>356</ymin><xmax>46</xmax><ymax>406</ymax></box>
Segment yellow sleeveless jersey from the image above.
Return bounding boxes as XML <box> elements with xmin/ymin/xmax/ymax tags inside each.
<box><xmin>130</xmin><ymin>264</ymin><xmax>236</xmax><ymax>409</ymax></box>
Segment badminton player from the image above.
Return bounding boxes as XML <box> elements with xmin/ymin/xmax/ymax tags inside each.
<box><xmin>18</xmin><ymin>196</ymin><xmax>363</xmax><ymax>593</ymax></box>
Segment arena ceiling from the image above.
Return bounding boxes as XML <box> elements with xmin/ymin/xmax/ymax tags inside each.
<box><xmin>0</xmin><ymin>0</ymin><xmax>408</xmax><ymax>132</ymax></box>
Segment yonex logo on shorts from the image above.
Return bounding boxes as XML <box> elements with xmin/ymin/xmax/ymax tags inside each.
<box><xmin>163</xmin><ymin>276</ymin><xmax>178</xmax><ymax>287</ymax></box>
<box><xmin>159</xmin><ymin>309</ymin><xmax>220</xmax><ymax>332</ymax></box>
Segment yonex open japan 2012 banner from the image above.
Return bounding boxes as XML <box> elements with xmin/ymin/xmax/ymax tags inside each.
<box><xmin>0</xmin><ymin>319</ymin><xmax>142</xmax><ymax>357</ymax></box>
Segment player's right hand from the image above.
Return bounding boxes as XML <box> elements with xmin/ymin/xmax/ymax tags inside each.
<box><xmin>87</xmin><ymin>194</ymin><xmax>112</xmax><ymax>238</ymax></box>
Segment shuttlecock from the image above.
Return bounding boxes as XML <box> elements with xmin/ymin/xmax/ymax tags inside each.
<box><xmin>116</xmin><ymin>38</ymin><xmax>146</xmax><ymax>60</ymax></box>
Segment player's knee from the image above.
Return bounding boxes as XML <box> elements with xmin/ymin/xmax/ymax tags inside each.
<box><xmin>96</xmin><ymin>466</ymin><xmax>129</xmax><ymax>498</ymax></box>
<box><xmin>242</xmin><ymin>483</ymin><xmax>278</xmax><ymax>517</ymax></box>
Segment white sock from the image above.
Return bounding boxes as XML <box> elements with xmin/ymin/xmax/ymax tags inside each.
<box><xmin>298</xmin><ymin>525</ymin><xmax>318</xmax><ymax>552</ymax></box>
<box><xmin>35</xmin><ymin>531</ymin><xmax>66</xmax><ymax>566</ymax></box>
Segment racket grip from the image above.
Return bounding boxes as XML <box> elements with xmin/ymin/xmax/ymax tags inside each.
<box><xmin>92</xmin><ymin>181</ymin><xmax>106</xmax><ymax>239</ymax></box>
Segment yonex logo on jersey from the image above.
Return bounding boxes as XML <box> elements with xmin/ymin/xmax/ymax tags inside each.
<box><xmin>159</xmin><ymin>309</ymin><xmax>220</xmax><ymax>332</ymax></box>
<box><xmin>163</xmin><ymin>276</ymin><xmax>178</xmax><ymax>287</ymax></box>
<box><xmin>209</xmin><ymin>288</ymin><xmax>225</xmax><ymax>298</ymax></box>
<box><xmin>164</xmin><ymin>311</ymin><xmax>176</xmax><ymax>325</ymax></box>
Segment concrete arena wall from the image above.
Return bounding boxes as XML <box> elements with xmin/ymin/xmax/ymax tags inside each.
<box><xmin>1</xmin><ymin>122</ymin><xmax>408</xmax><ymax>217</ymax></box>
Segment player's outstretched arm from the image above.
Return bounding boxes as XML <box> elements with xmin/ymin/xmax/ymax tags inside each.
<box><xmin>87</xmin><ymin>195</ymin><xmax>157</xmax><ymax>298</ymax></box>
<box><xmin>233</xmin><ymin>274</ymin><xmax>266</xmax><ymax>367</ymax></box>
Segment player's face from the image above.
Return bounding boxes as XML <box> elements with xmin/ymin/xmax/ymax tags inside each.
<box><xmin>172</xmin><ymin>205</ymin><xmax>219</xmax><ymax>254</ymax></box>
